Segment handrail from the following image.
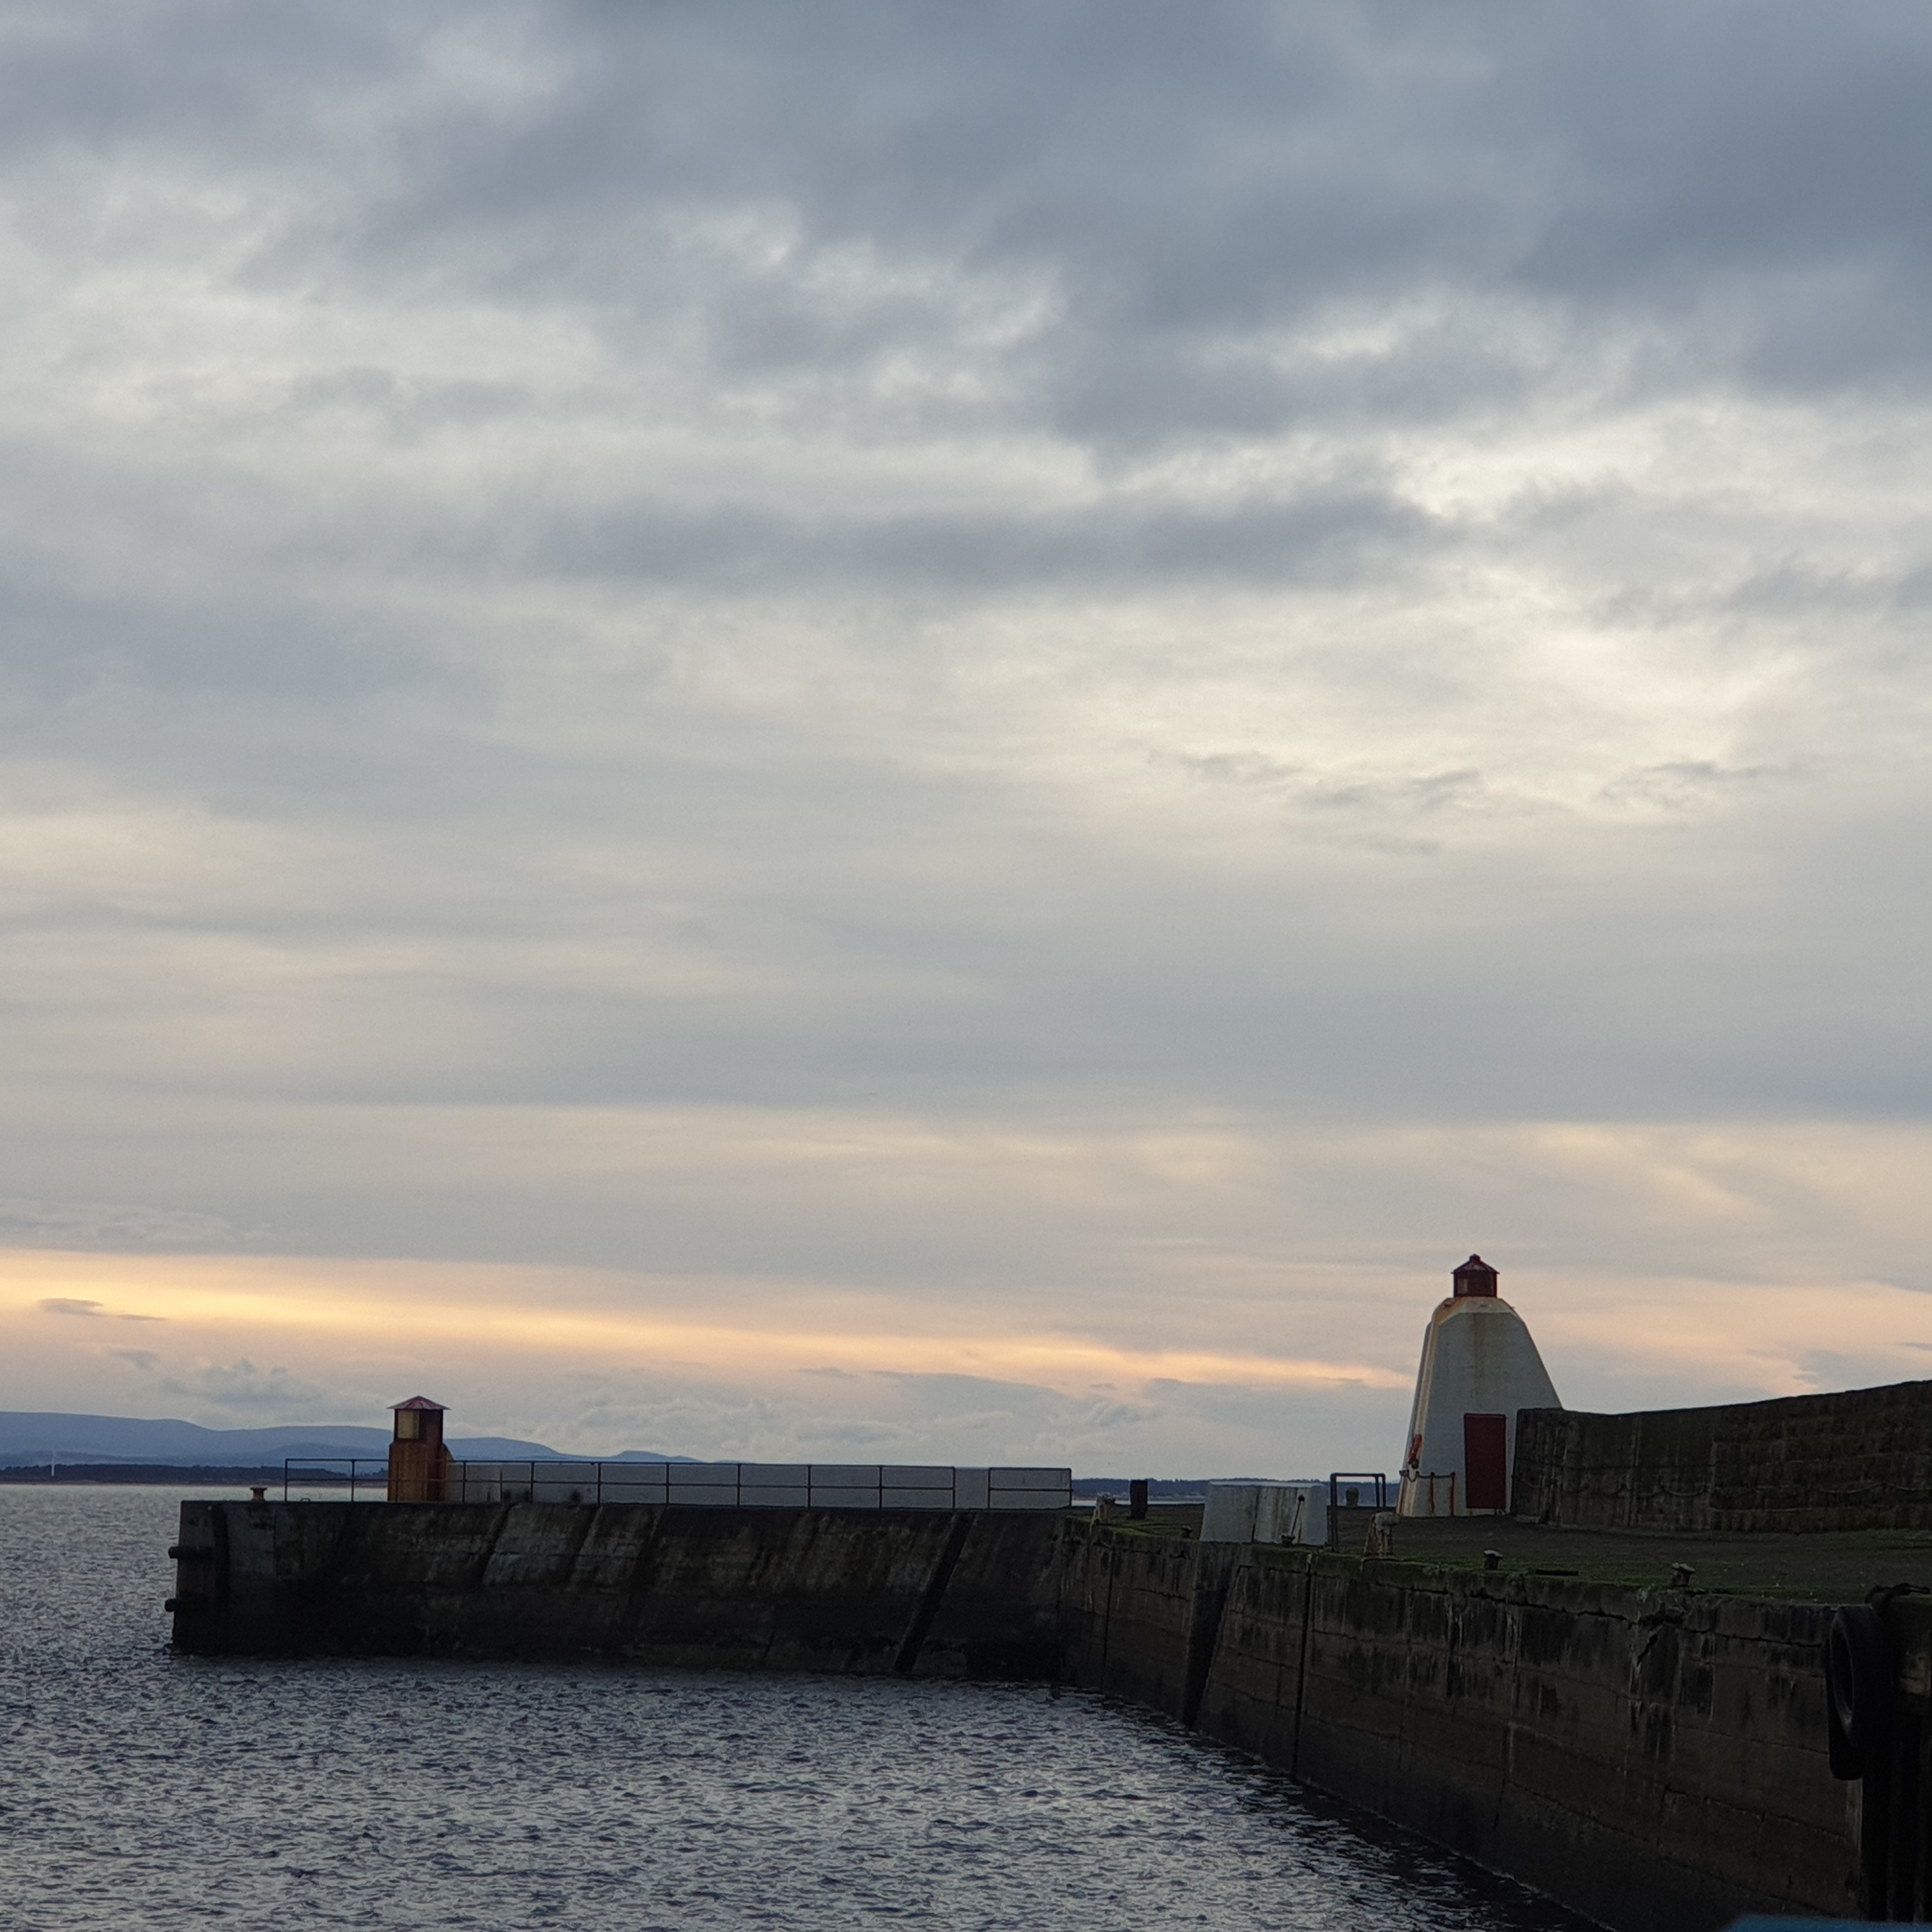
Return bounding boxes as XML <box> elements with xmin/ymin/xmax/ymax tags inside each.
<box><xmin>282</xmin><ymin>1458</ymin><xmax>389</xmax><ymax>1501</ymax></box>
<box><xmin>445</xmin><ymin>1462</ymin><xmax>1074</xmax><ymax>1510</ymax></box>
<box><xmin>281</xmin><ymin>1459</ymin><xmax>1075</xmax><ymax>1510</ymax></box>
<box><xmin>1326</xmin><ymin>1470</ymin><xmax>1390</xmax><ymax>1548</ymax></box>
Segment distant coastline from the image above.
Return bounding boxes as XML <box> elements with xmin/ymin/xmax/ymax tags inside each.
<box><xmin>0</xmin><ymin>1463</ymin><xmax>339</xmax><ymax>1485</ymax></box>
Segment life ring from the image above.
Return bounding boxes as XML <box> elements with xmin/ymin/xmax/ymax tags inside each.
<box><xmin>1827</xmin><ymin>1604</ymin><xmax>1892</xmax><ymax>1777</ymax></box>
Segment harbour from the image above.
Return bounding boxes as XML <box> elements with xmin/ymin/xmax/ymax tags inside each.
<box><xmin>161</xmin><ymin>1487</ymin><xmax>1859</xmax><ymax>1931</ymax></box>
<box><xmin>6</xmin><ymin>1483</ymin><xmax>1587</xmax><ymax>1932</ymax></box>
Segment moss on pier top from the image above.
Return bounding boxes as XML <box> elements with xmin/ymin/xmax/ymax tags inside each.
<box><xmin>1076</xmin><ymin>1505</ymin><xmax>1932</xmax><ymax>1600</ymax></box>
<box><xmin>1330</xmin><ymin>1515</ymin><xmax>1932</xmax><ymax>1601</ymax></box>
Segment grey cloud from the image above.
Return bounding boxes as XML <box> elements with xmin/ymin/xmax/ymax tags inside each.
<box><xmin>0</xmin><ymin>572</ymin><xmax>454</xmax><ymax>707</ymax></box>
<box><xmin>0</xmin><ymin>4</ymin><xmax>442</xmax><ymax>164</ymax></box>
<box><xmin>540</xmin><ymin>487</ymin><xmax>1436</xmax><ymax>593</ymax></box>
<box><xmin>322</xmin><ymin>2</ymin><xmax>1932</xmax><ymax>425</ymax></box>
<box><xmin>3</xmin><ymin>1199</ymin><xmax>237</xmax><ymax>1249</ymax></box>
<box><xmin>0</xmin><ymin>3</ymin><xmax>1928</xmax><ymax>1457</ymax></box>
<box><xmin>795</xmin><ymin>1420</ymin><xmax>901</xmax><ymax>1448</ymax></box>
<box><xmin>1079</xmin><ymin>1399</ymin><xmax>1162</xmax><ymax>1432</ymax></box>
<box><xmin>1597</xmin><ymin>762</ymin><xmax>1793</xmax><ymax>811</ymax></box>
<box><xmin>8</xmin><ymin>2</ymin><xmax>1928</xmax><ymax>463</ymax></box>
<box><xmin>159</xmin><ymin>1358</ymin><xmax>339</xmax><ymax>1417</ymax></box>
<box><xmin>1135</xmin><ymin>1379</ymin><xmax>1411</xmax><ymax>1475</ymax></box>
<box><xmin>543</xmin><ymin>1370</ymin><xmax>1080</xmax><ymax>1464</ymax></box>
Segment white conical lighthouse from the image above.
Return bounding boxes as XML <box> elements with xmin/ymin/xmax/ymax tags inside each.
<box><xmin>1397</xmin><ymin>1255</ymin><xmax>1561</xmax><ymax>1517</ymax></box>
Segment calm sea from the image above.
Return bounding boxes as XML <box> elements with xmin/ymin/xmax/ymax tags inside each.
<box><xmin>0</xmin><ymin>1486</ymin><xmax>1589</xmax><ymax>1931</ymax></box>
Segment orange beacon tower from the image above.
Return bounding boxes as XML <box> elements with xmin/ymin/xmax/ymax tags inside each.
<box><xmin>386</xmin><ymin>1395</ymin><xmax>453</xmax><ymax>1502</ymax></box>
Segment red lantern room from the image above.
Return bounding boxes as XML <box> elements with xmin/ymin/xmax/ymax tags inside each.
<box><xmin>1452</xmin><ymin>1254</ymin><xmax>1498</xmax><ymax>1298</ymax></box>
<box><xmin>387</xmin><ymin>1395</ymin><xmax>452</xmax><ymax>1502</ymax></box>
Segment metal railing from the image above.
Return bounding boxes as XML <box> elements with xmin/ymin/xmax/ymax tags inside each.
<box><xmin>283</xmin><ymin>1459</ymin><xmax>1075</xmax><ymax>1510</ymax></box>
<box><xmin>1326</xmin><ymin>1470</ymin><xmax>1390</xmax><ymax>1549</ymax></box>
<box><xmin>282</xmin><ymin>1458</ymin><xmax>389</xmax><ymax>1500</ymax></box>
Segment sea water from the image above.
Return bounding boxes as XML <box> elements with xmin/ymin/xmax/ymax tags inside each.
<box><xmin>0</xmin><ymin>1486</ymin><xmax>1588</xmax><ymax>1931</ymax></box>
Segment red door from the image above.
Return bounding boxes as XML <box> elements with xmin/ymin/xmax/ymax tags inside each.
<box><xmin>1464</xmin><ymin>1413</ymin><xmax>1508</xmax><ymax>1512</ymax></box>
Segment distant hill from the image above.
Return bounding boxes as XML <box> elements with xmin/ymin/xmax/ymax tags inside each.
<box><xmin>0</xmin><ymin>1411</ymin><xmax>687</xmax><ymax>1468</ymax></box>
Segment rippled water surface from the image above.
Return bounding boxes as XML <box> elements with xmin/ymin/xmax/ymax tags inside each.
<box><xmin>0</xmin><ymin>1487</ymin><xmax>1588</xmax><ymax>1930</ymax></box>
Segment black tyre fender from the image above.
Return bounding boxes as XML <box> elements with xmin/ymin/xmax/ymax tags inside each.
<box><xmin>1827</xmin><ymin>1604</ymin><xmax>1892</xmax><ymax>1778</ymax></box>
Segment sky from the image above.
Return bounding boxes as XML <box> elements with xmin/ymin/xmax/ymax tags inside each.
<box><xmin>4</xmin><ymin>1</ymin><xmax>1932</xmax><ymax>1474</ymax></box>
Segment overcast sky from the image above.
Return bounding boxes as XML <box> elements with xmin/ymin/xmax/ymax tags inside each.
<box><xmin>4</xmin><ymin>1</ymin><xmax>1932</xmax><ymax>1471</ymax></box>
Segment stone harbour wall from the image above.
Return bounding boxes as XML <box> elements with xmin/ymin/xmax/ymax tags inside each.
<box><xmin>169</xmin><ymin>1498</ymin><xmax>1066</xmax><ymax>1677</ymax></box>
<box><xmin>172</xmin><ymin>1500</ymin><xmax>1855</xmax><ymax>1931</ymax></box>
<box><xmin>1513</xmin><ymin>1378</ymin><xmax>1932</xmax><ymax>1533</ymax></box>
<box><xmin>1057</xmin><ymin>1531</ymin><xmax>1851</xmax><ymax>1932</ymax></box>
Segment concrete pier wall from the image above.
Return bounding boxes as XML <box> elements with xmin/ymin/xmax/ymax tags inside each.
<box><xmin>174</xmin><ymin>1501</ymin><xmax>1855</xmax><ymax>1930</ymax></box>
<box><xmin>170</xmin><ymin>1499</ymin><xmax>1064</xmax><ymax>1676</ymax></box>
<box><xmin>1514</xmin><ymin>1378</ymin><xmax>1932</xmax><ymax>1532</ymax></box>
<box><xmin>1058</xmin><ymin>1531</ymin><xmax>1852</xmax><ymax>1932</ymax></box>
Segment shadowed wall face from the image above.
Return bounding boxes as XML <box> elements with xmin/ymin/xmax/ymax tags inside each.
<box><xmin>1513</xmin><ymin>1379</ymin><xmax>1932</xmax><ymax>1531</ymax></box>
<box><xmin>167</xmin><ymin>1499</ymin><xmax>1065</xmax><ymax>1679</ymax></box>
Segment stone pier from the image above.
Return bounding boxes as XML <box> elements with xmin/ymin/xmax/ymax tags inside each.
<box><xmin>170</xmin><ymin>1497</ymin><xmax>1878</xmax><ymax>1930</ymax></box>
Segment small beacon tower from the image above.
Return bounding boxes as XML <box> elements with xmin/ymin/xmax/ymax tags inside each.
<box><xmin>1397</xmin><ymin>1256</ymin><xmax>1560</xmax><ymax>1517</ymax></box>
<box><xmin>386</xmin><ymin>1395</ymin><xmax>452</xmax><ymax>1503</ymax></box>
